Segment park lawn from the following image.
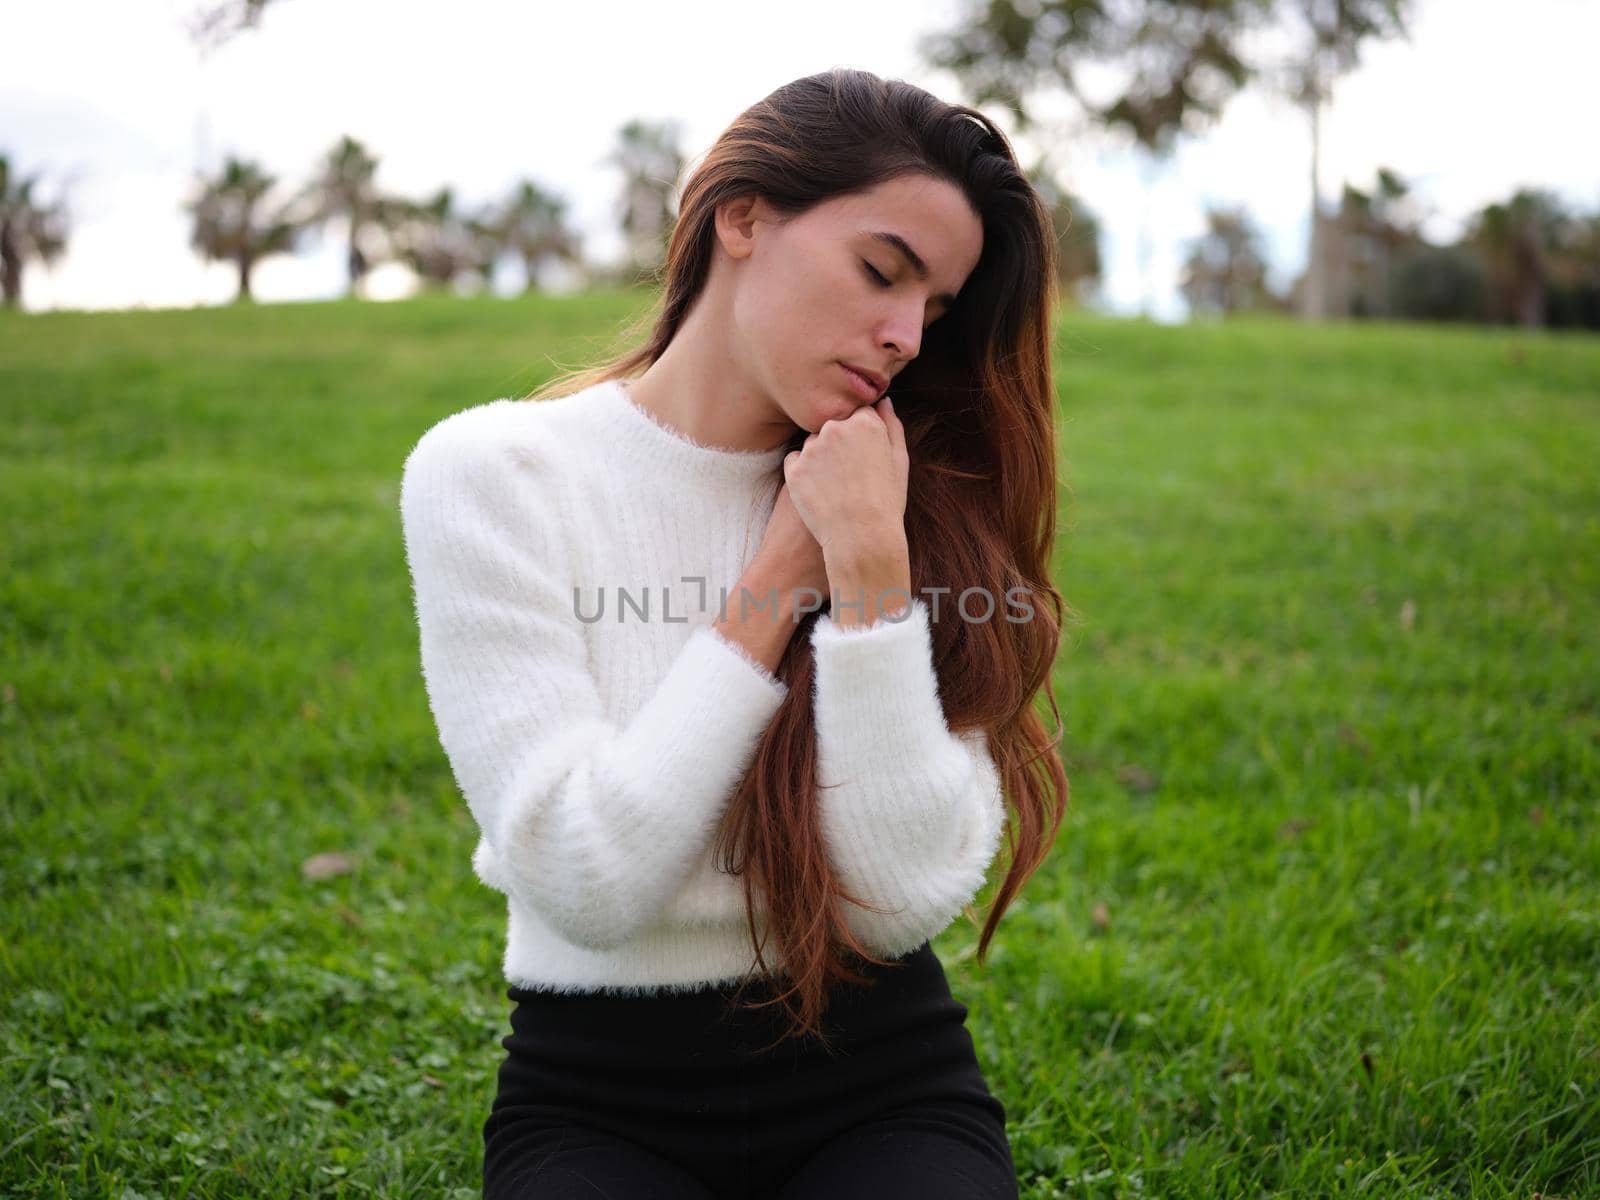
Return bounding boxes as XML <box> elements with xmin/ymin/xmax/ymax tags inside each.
<box><xmin>1</xmin><ymin>290</ymin><xmax>1596</xmax><ymax>1198</ymax></box>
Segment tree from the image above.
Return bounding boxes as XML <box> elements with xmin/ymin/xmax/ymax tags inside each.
<box><xmin>1260</xmin><ymin>0</ymin><xmax>1412</xmax><ymax>321</ymax></box>
<box><xmin>185</xmin><ymin>155</ymin><xmax>304</xmax><ymax>302</ymax></box>
<box><xmin>919</xmin><ymin>0</ymin><xmax>1412</xmax><ymax>322</ymax></box>
<box><xmin>1178</xmin><ymin>204</ymin><xmax>1278</xmax><ymax>316</ymax></box>
<box><xmin>920</xmin><ymin>0</ymin><xmax>1262</xmax><ymax>153</ymax></box>
<box><xmin>1316</xmin><ymin>165</ymin><xmax>1427</xmax><ymax>317</ymax></box>
<box><xmin>922</xmin><ymin>0</ymin><xmax>1264</xmax><ymax>316</ymax></box>
<box><xmin>489</xmin><ymin>180</ymin><xmax>585</xmax><ymax>294</ymax></box>
<box><xmin>1387</xmin><ymin>243</ymin><xmax>1490</xmax><ymax>323</ymax></box>
<box><xmin>387</xmin><ymin>188</ymin><xmax>500</xmax><ymax>294</ymax></box>
<box><xmin>291</xmin><ymin>135</ymin><xmax>404</xmax><ymax>298</ymax></box>
<box><xmin>1467</xmin><ymin>188</ymin><xmax>1570</xmax><ymax>328</ymax></box>
<box><xmin>607</xmin><ymin>119</ymin><xmax>685</xmax><ymax>284</ymax></box>
<box><xmin>0</xmin><ymin>154</ymin><xmax>70</xmax><ymax>309</ymax></box>
<box><xmin>1027</xmin><ymin>161</ymin><xmax>1102</xmax><ymax>305</ymax></box>
<box><xmin>183</xmin><ymin>0</ymin><xmax>285</xmax><ymax>56</ymax></box>
<box><xmin>1545</xmin><ymin>210</ymin><xmax>1600</xmax><ymax>330</ymax></box>
<box><xmin>178</xmin><ymin>0</ymin><xmax>294</xmax><ymax>257</ymax></box>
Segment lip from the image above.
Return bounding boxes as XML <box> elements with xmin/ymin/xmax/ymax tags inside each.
<box><xmin>838</xmin><ymin>362</ymin><xmax>886</xmax><ymax>400</ymax></box>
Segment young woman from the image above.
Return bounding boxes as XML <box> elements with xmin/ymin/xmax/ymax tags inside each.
<box><xmin>400</xmin><ymin>67</ymin><xmax>1070</xmax><ymax>1199</ymax></box>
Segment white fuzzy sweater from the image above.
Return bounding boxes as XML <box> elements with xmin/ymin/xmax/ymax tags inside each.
<box><xmin>398</xmin><ymin>378</ymin><xmax>1007</xmax><ymax>995</ymax></box>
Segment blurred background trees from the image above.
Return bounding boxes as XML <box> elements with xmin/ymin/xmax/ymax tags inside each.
<box><xmin>4</xmin><ymin>0</ymin><xmax>1597</xmax><ymax>329</ymax></box>
<box><xmin>922</xmin><ymin>0</ymin><xmax>1260</xmax><ymax>317</ymax></box>
<box><xmin>1179</xmin><ymin>206</ymin><xmax>1281</xmax><ymax>317</ymax></box>
<box><xmin>492</xmin><ymin>180</ymin><xmax>585</xmax><ymax>297</ymax></box>
<box><xmin>922</xmin><ymin>0</ymin><xmax>1414</xmax><ymax>322</ymax></box>
<box><xmin>385</xmin><ymin>188</ymin><xmax>502</xmax><ymax>295</ymax></box>
<box><xmin>1467</xmin><ymin>188</ymin><xmax>1581</xmax><ymax>329</ymax></box>
<box><xmin>184</xmin><ymin>155</ymin><xmax>303</xmax><ymax>302</ymax></box>
<box><xmin>182</xmin><ymin>0</ymin><xmax>279</xmax><ymax>56</ymax></box>
<box><xmin>1321</xmin><ymin>168</ymin><xmax>1425</xmax><ymax>319</ymax></box>
<box><xmin>607</xmin><ymin>119</ymin><xmax>687</xmax><ymax>286</ymax></box>
<box><xmin>1029</xmin><ymin>161</ymin><xmax>1104</xmax><ymax>307</ymax></box>
<box><xmin>174</xmin><ymin>135</ymin><xmax>593</xmax><ymax>304</ymax></box>
<box><xmin>291</xmin><ymin>136</ymin><xmax>390</xmax><ymax>299</ymax></box>
<box><xmin>0</xmin><ymin>154</ymin><xmax>71</xmax><ymax>309</ymax></box>
<box><xmin>1270</xmin><ymin>0</ymin><xmax>1413</xmax><ymax>320</ymax></box>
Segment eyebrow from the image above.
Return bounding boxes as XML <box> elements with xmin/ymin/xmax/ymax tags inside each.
<box><xmin>868</xmin><ymin>230</ymin><xmax>959</xmax><ymax>311</ymax></box>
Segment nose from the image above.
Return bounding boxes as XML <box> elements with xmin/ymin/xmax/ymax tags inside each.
<box><xmin>879</xmin><ymin>301</ymin><xmax>923</xmax><ymax>362</ymax></box>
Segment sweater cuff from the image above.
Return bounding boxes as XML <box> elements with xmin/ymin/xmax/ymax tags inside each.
<box><xmin>809</xmin><ymin>596</ymin><xmax>952</xmax><ymax>769</ymax></box>
<box><xmin>705</xmin><ymin>624</ymin><xmax>787</xmax><ymax>698</ymax></box>
<box><xmin>603</xmin><ymin>623</ymin><xmax>789</xmax><ymax>820</ymax></box>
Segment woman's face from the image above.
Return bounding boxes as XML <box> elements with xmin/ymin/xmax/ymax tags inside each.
<box><xmin>722</xmin><ymin>173</ymin><xmax>984</xmax><ymax>433</ymax></box>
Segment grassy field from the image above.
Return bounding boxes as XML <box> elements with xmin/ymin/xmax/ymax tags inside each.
<box><xmin>1</xmin><ymin>290</ymin><xmax>1596</xmax><ymax>1198</ymax></box>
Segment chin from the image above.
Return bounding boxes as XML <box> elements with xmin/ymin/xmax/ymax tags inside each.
<box><xmin>819</xmin><ymin>390</ymin><xmax>860</xmax><ymax>426</ymax></box>
<box><xmin>785</xmin><ymin>380</ymin><xmax>858</xmax><ymax>433</ymax></box>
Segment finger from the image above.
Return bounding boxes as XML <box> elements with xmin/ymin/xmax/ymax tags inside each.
<box><xmin>878</xmin><ymin>395</ymin><xmax>906</xmax><ymax>457</ymax></box>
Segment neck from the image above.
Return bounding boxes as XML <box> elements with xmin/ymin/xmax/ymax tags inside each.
<box><xmin>625</xmin><ymin>290</ymin><xmax>799</xmax><ymax>454</ymax></box>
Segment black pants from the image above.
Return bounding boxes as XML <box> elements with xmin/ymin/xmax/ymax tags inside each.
<box><xmin>482</xmin><ymin>940</ymin><xmax>1017</xmax><ymax>1199</ymax></box>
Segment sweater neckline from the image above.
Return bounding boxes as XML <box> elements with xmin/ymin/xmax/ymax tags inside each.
<box><xmin>601</xmin><ymin>378</ymin><xmax>791</xmax><ymax>487</ymax></box>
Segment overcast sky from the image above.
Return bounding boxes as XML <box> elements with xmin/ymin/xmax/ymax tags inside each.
<box><xmin>5</xmin><ymin>0</ymin><xmax>1596</xmax><ymax>320</ymax></box>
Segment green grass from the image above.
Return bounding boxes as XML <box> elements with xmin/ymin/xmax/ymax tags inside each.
<box><xmin>2</xmin><ymin>290</ymin><xmax>1596</xmax><ymax>1198</ymax></box>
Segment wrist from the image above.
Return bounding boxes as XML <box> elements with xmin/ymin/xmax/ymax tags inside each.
<box><xmin>824</xmin><ymin>535</ymin><xmax>913</xmax><ymax>628</ymax></box>
<box><xmin>821</xmin><ymin>524</ymin><xmax>909</xmax><ymax>576</ymax></box>
<box><xmin>734</xmin><ymin>557</ymin><xmax>816</xmax><ymax>622</ymax></box>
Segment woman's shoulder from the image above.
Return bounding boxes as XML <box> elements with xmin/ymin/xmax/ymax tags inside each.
<box><xmin>401</xmin><ymin>383</ymin><xmax>613</xmax><ymax>498</ymax></box>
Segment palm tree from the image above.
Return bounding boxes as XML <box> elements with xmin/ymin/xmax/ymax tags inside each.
<box><xmin>1468</xmin><ymin>188</ymin><xmax>1569</xmax><ymax>328</ymax></box>
<box><xmin>184</xmin><ymin>0</ymin><xmax>280</xmax><ymax>56</ymax></box>
<box><xmin>490</xmin><ymin>180</ymin><xmax>584</xmax><ymax>294</ymax></box>
<box><xmin>388</xmin><ymin>188</ymin><xmax>500</xmax><ymax>293</ymax></box>
<box><xmin>607</xmin><ymin>119</ymin><xmax>685</xmax><ymax>284</ymax></box>
<box><xmin>0</xmin><ymin>154</ymin><xmax>70</xmax><ymax>309</ymax></box>
<box><xmin>1323</xmin><ymin>166</ymin><xmax>1425</xmax><ymax>317</ymax></box>
<box><xmin>1264</xmin><ymin>0</ymin><xmax>1412</xmax><ymax>321</ymax></box>
<box><xmin>1545</xmin><ymin>210</ymin><xmax>1600</xmax><ymax>329</ymax></box>
<box><xmin>291</xmin><ymin>135</ymin><xmax>398</xmax><ymax>298</ymax></box>
<box><xmin>1179</xmin><ymin>205</ymin><xmax>1277</xmax><ymax>316</ymax></box>
<box><xmin>184</xmin><ymin>155</ymin><xmax>303</xmax><ymax>302</ymax></box>
<box><xmin>919</xmin><ymin>0</ymin><xmax>1411</xmax><ymax>321</ymax></box>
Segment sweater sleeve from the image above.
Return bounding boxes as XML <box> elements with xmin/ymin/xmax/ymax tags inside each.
<box><xmin>808</xmin><ymin>596</ymin><xmax>1007</xmax><ymax>955</ymax></box>
<box><xmin>398</xmin><ymin>410</ymin><xmax>789</xmax><ymax>952</ymax></box>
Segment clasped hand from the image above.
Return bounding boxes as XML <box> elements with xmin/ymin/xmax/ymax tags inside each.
<box><xmin>753</xmin><ymin>396</ymin><xmax>910</xmax><ymax>617</ymax></box>
<box><xmin>783</xmin><ymin>395</ymin><xmax>908</xmax><ymax>560</ymax></box>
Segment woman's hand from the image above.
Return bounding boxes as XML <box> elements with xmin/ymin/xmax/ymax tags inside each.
<box><xmin>781</xmin><ymin>396</ymin><xmax>909</xmax><ymax>564</ymax></box>
<box><xmin>753</xmin><ymin>480</ymin><xmax>830</xmax><ymax>610</ymax></box>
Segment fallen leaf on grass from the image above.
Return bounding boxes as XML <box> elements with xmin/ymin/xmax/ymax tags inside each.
<box><xmin>1335</xmin><ymin>724</ymin><xmax>1371</xmax><ymax>754</ymax></box>
<box><xmin>1115</xmin><ymin>765</ymin><xmax>1158</xmax><ymax>793</ymax></box>
<box><xmin>302</xmin><ymin>851</ymin><xmax>354</xmax><ymax>881</ymax></box>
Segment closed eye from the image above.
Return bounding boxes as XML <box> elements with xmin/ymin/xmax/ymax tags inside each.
<box><xmin>863</xmin><ymin>258</ymin><xmax>945</xmax><ymax>329</ymax></box>
<box><xmin>861</xmin><ymin>260</ymin><xmax>891</xmax><ymax>288</ymax></box>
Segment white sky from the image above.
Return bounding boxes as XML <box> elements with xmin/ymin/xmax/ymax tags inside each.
<box><xmin>4</xmin><ymin>0</ymin><xmax>1597</xmax><ymax>320</ymax></box>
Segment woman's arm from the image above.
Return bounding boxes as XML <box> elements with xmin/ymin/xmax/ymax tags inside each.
<box><xmin>778</xmin><ymin>400</ymin><xmax>1006</xmax><ymax>953</ymax></box>
<box><xmin>808</xmin><ymin>593</ymin><xmax>1008</xmax><ymax>955</ymax></box>
<box><xmin>399</xmin><ymin>408</ymin><xmax>788</xmax><ymax>951</ymax></box>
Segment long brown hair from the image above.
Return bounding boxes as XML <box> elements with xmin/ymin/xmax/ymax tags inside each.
<box><xmin>524</xmin><ymin>68</ymin><xmax>1072</xmax><ymax>1051</ymax></box>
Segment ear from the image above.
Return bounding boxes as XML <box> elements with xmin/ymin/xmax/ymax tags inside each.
<box><xmin>713</xmin><ymin>193</ymin><xmax>764</xmax><ymax>261</ymax></box>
